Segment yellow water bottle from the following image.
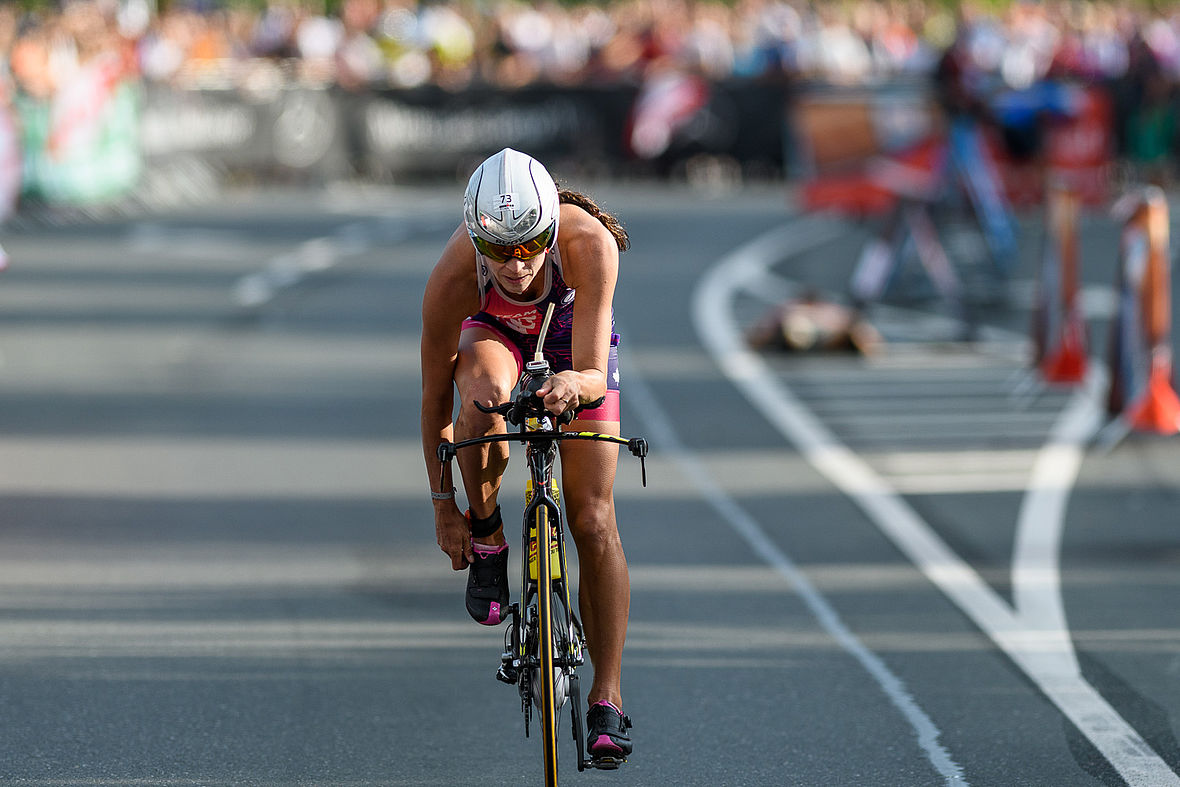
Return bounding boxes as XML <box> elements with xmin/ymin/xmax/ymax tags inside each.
<box><xmin>525</xmin><ymin>479</ymin><xmax>562</xmax><ymax>581</ymax></box>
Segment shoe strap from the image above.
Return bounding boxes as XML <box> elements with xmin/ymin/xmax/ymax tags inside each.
<box><xmin>592</xmin><ymin>700</ymin><xmax>625</xmax><ymax>718</ymax></box>
<box><xmin>467</xmin><ymin>505</ymin><xmax>502</xmax><ymax>538</ymax></box>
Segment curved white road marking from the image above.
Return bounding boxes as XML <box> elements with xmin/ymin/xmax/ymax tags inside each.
<box><xmin>693</xmin><ymin>216</ymin><xmax>1180</xmax><ymax>785</ymax></box>
<box><xmin>623</xmin><ymin>216</ymin><xmax>967</xmax><ymax>785</ymax></box>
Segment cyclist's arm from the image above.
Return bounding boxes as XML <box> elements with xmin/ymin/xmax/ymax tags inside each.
<box><xmin>420</xmin><ymin>226</ymin><xmax>480</xmax><ymax>503</ymax></box>
<box><xmin>536</xmin><ymin>207</ymin><xmax>619</xmax><ymax>414</ymax></box>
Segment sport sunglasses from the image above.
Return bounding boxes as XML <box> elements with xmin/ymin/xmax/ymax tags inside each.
<box><xmin>470</xmin><ymin>223</ymin><xmax>555</xmax><ymax>263</ymax></box>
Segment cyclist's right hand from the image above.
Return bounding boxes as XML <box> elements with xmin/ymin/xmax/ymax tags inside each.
<box><xmin>435</xmin><ymin>504</ymin><xmax>474</xmax><ymax>570</ymax></box>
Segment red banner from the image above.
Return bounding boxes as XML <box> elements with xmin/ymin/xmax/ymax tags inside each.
<box><xmin>995</xmin><ymin>88</ymin><xmax>1113</xmax><ymax>207</ymax></box>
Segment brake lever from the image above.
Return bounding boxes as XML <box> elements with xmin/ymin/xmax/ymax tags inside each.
<box><xmin>628</xmin><ymin>438</ymin><xmax>648</xmax><ymax>487</ymax></box>
<box><xmin>436</xmin><ymin>442</ymin><xmax>456</xmax><ymax>489</ymax></box>
<box><xmin>474</xmin><ymin>400</ymin><xmax>511</xmax><ymax>416</ymax></box>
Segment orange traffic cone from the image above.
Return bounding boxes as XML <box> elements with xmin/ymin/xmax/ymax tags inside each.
<box><xmin>1125</xmin><ymin>352</ymin><xmax>1180</xmax><ymax>434</ymax></box>
<box><xmin>1034</xmin><ymin>183</ymin><xmax>1088</xmax><ymax>385</ymax></box>
<box><xmin>1040</xmin><ymin>307</ymin><xmax>1088</xmax><ymax>383</ymax></box>
<box><xmin>1106</xmin><ymin>186</ymin><xmax>1180</xmax><ymax>437</ymax></box>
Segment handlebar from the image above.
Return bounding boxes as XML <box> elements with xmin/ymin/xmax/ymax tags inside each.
<box><xmin>439</xmin><ymin>430</ymin><xmax>648</xmax><ymax>463</ymax></box>
<box><xmin>473</xmin><ymin>390</ymin><xmax>607</xmax><ymax>427</ymax></box>
<box><xmin>437</xmin><ymin>420</ymin><xmax>649</xmax><ymax>488</ymax></box>
<box><xmin>436</xmin><ymin>358</ymin><xmax>647</xmax><ymax>488</ymax></box>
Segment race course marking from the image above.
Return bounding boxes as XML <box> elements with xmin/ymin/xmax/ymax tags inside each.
<box><xmin>694</xmin><ymin>216</ymin><xmax>1180</xmax><ymax>786</ymax></box>
<box><xmin>622</xmin><ymin>215</ymin><xmax>968</xmax><ymax>785</ymax></box>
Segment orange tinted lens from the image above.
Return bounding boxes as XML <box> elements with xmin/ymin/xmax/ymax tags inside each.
<box><xmin>512</xmin><ymin>227</ymin><xmax>552</xmax><ymax>258</ymax></box>
<box><xmin>527</xmin><ymin>224</ymin><xmax>555</xmax><ymax>254</ymax></box>
<box><xmin>470</xmin><ymin>224</ymin><xmax>554</xmax><ymax>263</ymax></box>
<box><xmin>470</xmin><ymin>234</ymin><xmax>512</xmax><ymax>262</ymax></box>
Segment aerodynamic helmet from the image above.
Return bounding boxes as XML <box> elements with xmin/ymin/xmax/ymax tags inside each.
<box><xmin>463</xmin><ymin>148</ymin><xmax>559</xmax><ymax>263</ymax></box>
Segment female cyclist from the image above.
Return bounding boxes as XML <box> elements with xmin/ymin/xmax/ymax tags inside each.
<box><xmin>420</xmin><ymin>148</ymin><xmax>633</xmax><ymax>762</ymax></box>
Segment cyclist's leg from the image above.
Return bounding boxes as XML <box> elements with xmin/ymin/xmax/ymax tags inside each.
<box><xmin>559</xmin><ymin>423</ymin><xmax>628</xmax><ymax>708</ymax></box>
<box><xmin>454</xmin><ymin>322</ymin><xmax>521</xmax><ymax>543</ymax></box>
<box><xmin>454</xmin><ymin>323</ymin><xmax>521</xmax><ymax>626</ymax></box>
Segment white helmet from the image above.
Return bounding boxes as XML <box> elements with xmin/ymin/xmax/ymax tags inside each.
<box><xmin>463</xmin><ymin>148</ymin><xmax>559</xmax><ymax>262</ymax></box>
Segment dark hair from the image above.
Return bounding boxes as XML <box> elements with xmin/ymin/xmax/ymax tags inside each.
<box><xmin>558</xmin><ymin>188</ymin><xmax>630</xmax><ymax>252</ymax></box>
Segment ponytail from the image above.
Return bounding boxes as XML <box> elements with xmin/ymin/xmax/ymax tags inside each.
<box><xmin>557</xmin><ymin>188</ymin><xmax>630</xmax><ymax>252</ymax></box>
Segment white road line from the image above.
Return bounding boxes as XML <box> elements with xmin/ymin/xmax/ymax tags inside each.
<box><xmin>1011</xmin><ymin>371</ymin><xmax>1106</xmax><ymax>658</ymax></box>
<box><xmin>811</xmin><ymin>411</ymin><xmax>1056</xmax><ymax>427</ymax></box>
<box><xmin>872</xmin><ymin>448</ymin><xmax>1041</xmax><ymax>494</ymax></box>
<box><xmin>694</xmin><ymin>217</ymin><xmax>1180</xmax><ymax>785</ymax></box>
<box><xmin>231</xmin><ymin>222</ymin><xmax>376</xmax><ymax>307</ymax></box>
<box><xmin>885</xmin><ymin>473</ymin><xmax>1036</xmax><ymax>495</ymax></box>
<box><xmin>622</xmin><ymin>216</ymin><xmax>968</xmax><ymax>785</ymax></box>
<box><xmin>808</xmin><ymin>396</ymin><xmax>1046</xmax><ymax>413</ymax></box>
<box><xmin>128</xmin><ymin>225</ymin><xmax>258</xmax><ymax>261</ymax></box>
<box><xmin>127</xmin><ymin>221</ymin><xmax>378</xmax><ymax>308</ymax></box>
<box><xmin>623</xmin><ymin>363</ymin><xmax>967</xmax><ymax>785</ymax></box>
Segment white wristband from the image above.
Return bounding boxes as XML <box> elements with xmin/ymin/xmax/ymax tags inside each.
<box><xmin>431</xmin><ymin>488</ymin><xmax>455</xmax><ymax>501</ymax></box>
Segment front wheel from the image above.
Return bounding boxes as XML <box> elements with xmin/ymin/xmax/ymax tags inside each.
<box><xmin>535</xmin><ymin>506</ymin><xmax>561</xmax><ymax>785</ymax></box>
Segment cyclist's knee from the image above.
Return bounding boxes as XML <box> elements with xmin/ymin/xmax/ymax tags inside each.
<box><xmin>570</xmin><ymin>504</ymin><xmax>621</xmax><ymax>553</ymax></box>
<box><xmin>457</xmin><ymin>376</ymin><xmax>513</xmax><ymax>433</ymax></box>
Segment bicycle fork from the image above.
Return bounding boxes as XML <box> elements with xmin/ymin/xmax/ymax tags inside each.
<box><xmin>494</xmin><ymin>454</ymin><xmax>585</xmax><ymax>734</ymax></box>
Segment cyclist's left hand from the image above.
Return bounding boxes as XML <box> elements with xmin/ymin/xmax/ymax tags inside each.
<box><xmin>535</xmin><ymin>372</ymin><xmax>581</xmax><ymax>417</ymax></box>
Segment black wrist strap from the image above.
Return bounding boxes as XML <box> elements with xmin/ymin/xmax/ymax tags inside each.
<box><xmin>467</xmin><ymin>505</ymin><xmax>503</xmax><ymax>538</ymax></box>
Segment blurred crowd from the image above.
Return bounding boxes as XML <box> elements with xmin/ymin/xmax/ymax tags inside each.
<box><xmin>5</xmin><ymin>0</ymin><xmax>1180</xmax><ymax>94</ymax></box>
<box><xmin>3</xmin><ymin>0</ymin><xmax>1180</xmax><ymax>193</ymax></box>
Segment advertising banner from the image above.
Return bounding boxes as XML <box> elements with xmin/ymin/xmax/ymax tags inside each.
<box><xmin>359</xmin><ymin>86</ymin><xmax>601</xmax><ymax>179</ymax></box>
<box><xmin>19</xmin><ymin>65</ymin><xmax>141</xmax><ymax>205</ymax></box>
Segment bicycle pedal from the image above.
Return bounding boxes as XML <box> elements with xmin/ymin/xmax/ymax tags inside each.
<box><xmin>588</xmin><ymin>756</ymin><xmax>626</xmax><ymax>770</ymax></box>
<box><xmin>496</xmin><ymin>665</ymin><xmax>519</xmax><ymax>685</ymax></box>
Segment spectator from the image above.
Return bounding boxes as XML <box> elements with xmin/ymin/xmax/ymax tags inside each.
<box><xmin>334</xmin><ymin>0</ymin><xmax>382</xmax><ymax>89</ymax></box>
<box><xmin>4</xmin><ymin>0</ymin><xmax>1180</xmax><ymax>190</ymax></box>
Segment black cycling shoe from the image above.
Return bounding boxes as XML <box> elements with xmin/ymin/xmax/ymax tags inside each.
<box><xmin>465</xmin><ymin>543</ymin><xmax>509</xmax><ymax>625</ymax></box>
<box><xmin>586</xmin><ymin>701</ymin><xmax>632</xmax><ymax>766</ymax></box>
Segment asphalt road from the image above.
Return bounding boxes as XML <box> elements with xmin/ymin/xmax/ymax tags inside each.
<box><xmin>0</xmin><ymin>182</ymin><xmax>1177</xmax><ymax>786</ymax></box>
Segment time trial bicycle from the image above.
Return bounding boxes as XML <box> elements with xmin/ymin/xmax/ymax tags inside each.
<box><xmin>436</xmin><ymin>343</ymin><xmax>648</xmax><ymax>785</ymax></box>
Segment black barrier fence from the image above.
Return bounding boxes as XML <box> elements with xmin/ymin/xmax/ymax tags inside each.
<box><xmin>140</xmin><ymin>83</ymin><xmax>346</xmax><ymax>179</ymax></box>
<box><xmin>357</xmin><ymin>85</ymin><xmax>629</xmax><ymax>180</ymax></box>
<box><xmin>68</xmin><ymin>77</ymin><xmax>793</xmax><ymax>207</ymax></box>
<box><xmin>5</xmin><ymin>73</ymin><xmax>1141</xmax><ymax>215</ymax></box>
